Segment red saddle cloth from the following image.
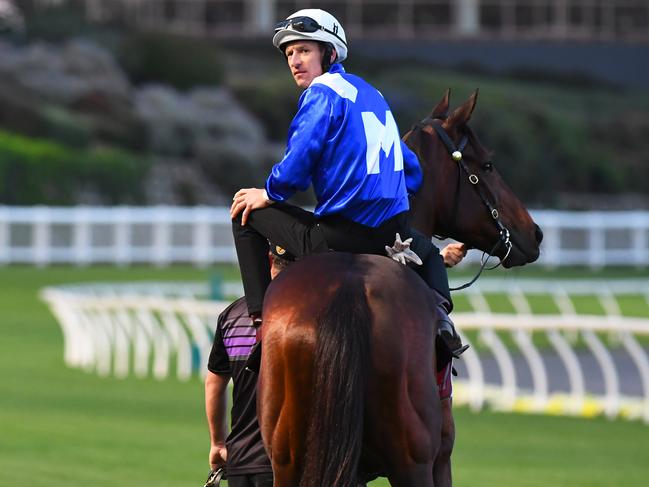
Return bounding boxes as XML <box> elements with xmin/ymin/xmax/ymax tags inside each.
<box><xmin>437</xmin><ymin>361</ymin><xmax>453</xmax><ymax>399</ymax></box>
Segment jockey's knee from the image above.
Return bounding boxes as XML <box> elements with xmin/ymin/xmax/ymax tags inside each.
<box><xmin>231</xmin><ymin>212</ymin><xmax>243</xmax><ymax>228</ymax></box>
<box><xmin>232</xmin><ymin>213</ymin><xmax>255</xmax><ymax>237</ymax></box>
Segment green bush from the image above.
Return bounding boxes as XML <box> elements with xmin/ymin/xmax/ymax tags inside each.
<box><xmin>118</xmin><ymin>33</ymin><xmax>224</xmax><ymax>90</ymax></box>
<box><xmin>40</xmin><ymin>106</ymin><xmax>93</xmax><ymax>149</ymax></box>
<box><xmin>0</xmin><ymin>131</ymin><xmax>149</xmax><ymax>205</ymax></box>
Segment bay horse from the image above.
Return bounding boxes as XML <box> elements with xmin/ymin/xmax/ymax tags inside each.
<box><xmin>257</xmin><ymin>90</ymin><xmax>542</xmax><ymax>486</ymax></box>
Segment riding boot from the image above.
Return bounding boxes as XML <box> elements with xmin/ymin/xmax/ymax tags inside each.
<box><xmin>394</xmin><ymin>229</ymin><xmax>468</xmax><ymax>360</ymax></box>
<box><xmin>434</xmin><ymin>292</ymin><xmax>469</xmax><ymax>370</ymax></box>
<box><xmin>245</xmin><ymin>316</ymin><xmax>263</xmax><ymax>374</ymax></box>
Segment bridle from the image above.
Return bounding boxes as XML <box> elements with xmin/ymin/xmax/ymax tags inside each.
<box><xmin>410</xmin><ymin>117</ymin><xmax>513</xmax><ymax>291</ymax></box>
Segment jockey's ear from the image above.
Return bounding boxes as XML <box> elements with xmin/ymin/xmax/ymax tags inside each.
<box><xmin>330</xmin><ymin>47</ymin><xmax>337</xmax><ymax>64</ymax></box>
<box><xmin>443</xmin><ymin>89</ymin><xmax>478</xmax><ymax>129</ymax></box>
<box><xmin>430</xmin><ymin>88</ymin><xmax>450</xmax><ymax>120</ymax></box>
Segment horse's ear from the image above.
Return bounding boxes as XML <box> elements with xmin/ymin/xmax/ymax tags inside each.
<box><xmin>430</xmin><ymin>89</ymin><xmax>451</xmax><ymax>119</ymax></box>
<box><xmin>443</xmin><ymin>89</ymin><xmax>479</xmax><ymax>129</ymax></box>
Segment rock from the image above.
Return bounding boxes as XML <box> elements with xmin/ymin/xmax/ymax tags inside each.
<box><xmin>0</xmin><ymin>0</ymin><xmax>23</xmax><ymax>32</ymax></box>
<box><xmin>0</xmin><ymin>37</ymin><xmax>273</xmax><ymax>204</ymax></box>
<box><xmin>0</xmin><ymin>38</ymin><xmax>131</xmax><ymax>104</ymax></box>
<box><xmin>135</xmin><ymin>84</ymin><xmax>266</xmax><ymax>162</ymax></box>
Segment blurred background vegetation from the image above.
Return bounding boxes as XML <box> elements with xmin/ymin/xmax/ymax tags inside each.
<box><xmin>1</xmin><ymin>1</ymin><xmax>648</xmax><ymax>209</ymax></box>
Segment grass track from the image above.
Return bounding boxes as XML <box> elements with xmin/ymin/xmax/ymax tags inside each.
<box><xmin>1</xmin><ymin>265</ymin><xmax>648</xmax><ymax>486</ymax></box>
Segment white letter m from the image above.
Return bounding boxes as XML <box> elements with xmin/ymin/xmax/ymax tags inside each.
<box><xmin>361</xmin><ymin>111</ymin><xmax>404</xmax><ymax>175</ymax></box>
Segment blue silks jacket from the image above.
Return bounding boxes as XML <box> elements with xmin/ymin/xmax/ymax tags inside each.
<box><xmin>265</xmin><ymin>64</ymin><xmax>423</xmax><ymax>227</ymax></box>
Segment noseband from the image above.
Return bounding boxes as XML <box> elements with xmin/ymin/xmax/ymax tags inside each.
<box><xmin>412</xmin><ymin>117</ymin><xmax>512</xmax><ymax>290</ymax></box>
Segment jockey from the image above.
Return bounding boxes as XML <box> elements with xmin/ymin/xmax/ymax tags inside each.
<box><xmin>230</xmin><ymin>8</ymin><xmax>466</xmax><ymax>357</ymax></box>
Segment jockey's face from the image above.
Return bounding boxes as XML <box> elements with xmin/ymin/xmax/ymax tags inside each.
<box><xmin>285</xmin><ymin>40</ymin><xmax>324</xmax><ymax>89</ymax></box>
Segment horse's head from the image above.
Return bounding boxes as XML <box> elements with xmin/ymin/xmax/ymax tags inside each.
<box><xmin>405</xmin><ymin>89</ymin><xmax>543</xmax><ymax>268</ymax></box>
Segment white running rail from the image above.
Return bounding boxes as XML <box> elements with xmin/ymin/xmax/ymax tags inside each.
<box><xmin>3</xmin><ymin>206</ymin><xmax>649</xmax><ymax>268</ymax></box>
<box><xmin>451</xmin><ymin>278</ymin><xmax>649</xmax><ymax>423</ymax></box>
<box><xmin>41</xmin><ymin>278</ymin><xmax>649</xmax><ymax>423</ymax></box>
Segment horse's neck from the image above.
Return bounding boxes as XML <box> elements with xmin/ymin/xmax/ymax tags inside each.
<box><xmin>410</xmin><ymin>158</ymin><xmax>453</xmax><ymax>240</ymax></box>
<box><xmin>410</xmin><ymin>193</ymin><xmax>436</xmax><ymax>238</ymax></box>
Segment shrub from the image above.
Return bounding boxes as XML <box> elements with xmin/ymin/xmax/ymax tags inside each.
<box><xmin>0</xmin><ymin>130</ymin><xmax>149</xmax><ymax>205</ymax></box>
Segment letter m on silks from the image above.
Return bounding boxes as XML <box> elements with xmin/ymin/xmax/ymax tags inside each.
<box><xmin>361</xmin><ymin>111</ymin><xmax>404</xmax><ymax>175</ymax></box>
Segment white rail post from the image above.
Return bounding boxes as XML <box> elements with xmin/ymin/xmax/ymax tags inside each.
<box><xmin>73</xmin><ymin>206</ymin><xmax>91</xmax><ymax>266</ymax></box>
<box><xmin>539</xmin><ymin>212</ymin><xmax>561</xmax><ymax>268</ymax></box>
<box><xmin>248</xmin><ymin>0</ymin><xmax>274</xmax><ymax>35</ymax></box>
<box><xmin>0</xmin><ymin>206</ymin><xmax>8</xmax><ymax>264</ymax></box>
<box><xmin>582</xmin><ymin>330</ymin><xmax>620</xmax><ymax>419</ymax></box>
<box><xmin>193</xmin><ymin>206</ymin><xmax>212</xmax><ymax>267</ymax></box>
<box><xmin>620</xmin><ymin>332</ymin><xmax>649</xmax><ymax>423</ymax></box>
<box><xmin>115</xmin><ymin>206</ymin><xmax>132</xmax><ymax>266</ymax></box>
<box><xmin>588</xmin><ymin>213</ymin><xmax>605</xmax><ymax>270</ymax></box>
<box><xmin>152</xmin><ymin>207</ymin><xmax>171</xmax><ymax>267</ymax></box>
<box><xmin>33</xmin><ymin>206</ymin><xmax>51</xmax><ymax>267</ymax></box>
<box><xmin>632</xmin><ymin>212</ymin><xmax>649</xmax><ymax>268</ymax></box>
<box><xmin>457</xmin><ymin>333</ymin><xmax>485</xmax><ymax>411</ymax></box>
<box><xmin>454</xmin><ymin>0</ymin><xmax>480</xmax><ymax>36</ymax></box>
<box><xmin>546</xmin><ymin>329</ymin><xmax>586</xmax><ymax>414</ymax></box>
<box><xmin>509</xmin><ymin>289</ymin><xmax>549</xmax><ymax>411</ymax></box>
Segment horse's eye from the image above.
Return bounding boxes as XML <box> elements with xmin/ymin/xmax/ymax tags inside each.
<box><xmin>482</xmin><ymin>162</ymin><xmax>494</xmax><ymax>172</ymax></box>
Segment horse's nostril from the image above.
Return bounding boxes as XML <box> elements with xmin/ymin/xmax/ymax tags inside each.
<box><xmin>535</xmin><ymin>224</ymin><xmax>544</xmax><ymax>244</ymax></box>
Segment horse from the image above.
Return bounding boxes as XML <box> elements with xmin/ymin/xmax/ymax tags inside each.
<box><xmin>257</xmin><ymin>90</ymin><xmax>543</xmax><ymax>486</ymax></box>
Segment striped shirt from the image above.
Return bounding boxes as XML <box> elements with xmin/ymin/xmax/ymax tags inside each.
<box><xmin>207</xmin><ymin>297</ymin><xmax>271</xmax><ymax>475</ymax></box>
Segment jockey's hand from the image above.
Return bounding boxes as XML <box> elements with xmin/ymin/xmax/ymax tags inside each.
<box><xmin>209</xmin><ymin>443</ymin><xmax>227</xmax><ymax>470</ymax></box>
<box><xmin>230</xmin><ymin>188</ymin><xmax>273</xmax><ymax>226</ymax></box>
<box><xmin>440</xmin><ymin>242</ymin><xmax>467</xmax><ymax>268</ymax></box>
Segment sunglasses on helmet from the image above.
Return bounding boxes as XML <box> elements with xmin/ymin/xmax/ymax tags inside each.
<box><xmin>274</xmin><ymin>16</ymin><xmax>347</xmax><ymax>46</ymax></box>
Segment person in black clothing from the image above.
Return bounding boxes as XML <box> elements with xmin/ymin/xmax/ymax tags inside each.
<box><xmin>205</xmin><ymin>248</ymin><xmax>293</xmax><ymax>486</ymax></box>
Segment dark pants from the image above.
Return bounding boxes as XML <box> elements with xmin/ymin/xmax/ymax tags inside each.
<box><xmin>227</xmin><ymin>472</ymin><xmax>274</xmax><ymax>487</ymax></box>
<box><xmin>408</xmin><ymin>228</ymin><xmax>452</xmax><ymax>311</ymax></box>
<box><xmin>232</xmin><ymin>202</ymin><xmax>451</xmax><ymax>316</ymax></box>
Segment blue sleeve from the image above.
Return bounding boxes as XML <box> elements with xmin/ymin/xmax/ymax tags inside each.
<box><xmin>265</xmin><ymin>88</ymin><xmax>333</xmax><ymax>201</ymax></box>
<box><xmin>402</xmin><ymin>140</ymin><xmax>423</xmax><ymax>195</ymax></box>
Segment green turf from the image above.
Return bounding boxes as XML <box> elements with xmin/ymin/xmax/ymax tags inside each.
<box><xmin>369</xmin><ymin>409</ymin><xmax>649</xmax><ymax>487</ymax></box>
<box><xmin>1</xmin><ymin>265</ymin><xmax>648</xmax><ymax>486</ymax></box>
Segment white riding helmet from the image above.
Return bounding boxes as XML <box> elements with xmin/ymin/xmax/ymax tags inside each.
<box><xmin>272</xmin><ymin>9</ymin><xmax>348</xmax><ymax>63</ymax></box>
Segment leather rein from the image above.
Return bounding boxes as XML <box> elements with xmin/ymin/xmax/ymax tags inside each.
<box><xmin>410</xmin><ymin>117</ymin><xmax>512</xmax><ymax>291</ymax></box>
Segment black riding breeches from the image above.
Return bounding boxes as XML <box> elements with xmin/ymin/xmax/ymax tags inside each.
<box><xmin>227</xmin><ymin>473</ymin><xmax>274</xmax><ymax>487</ymax></box>
<box><xmin>408</xmin><ymin>228</ymin><xmax>453</xmax><ymax>309</ymax></box>
<box><xmin>232</xmin><ymin>203</ymin><xmax>327</xmax><ymax>316</ymax></box>
<box><xmin>232</xmin><ymin>203</ymin><xmax>409</xmax><ymax>316</ymax></box>
<box><xmin>232</xmin><ymin>202</ymin><xmax>452</xmax><ymax>316</ymax></box>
